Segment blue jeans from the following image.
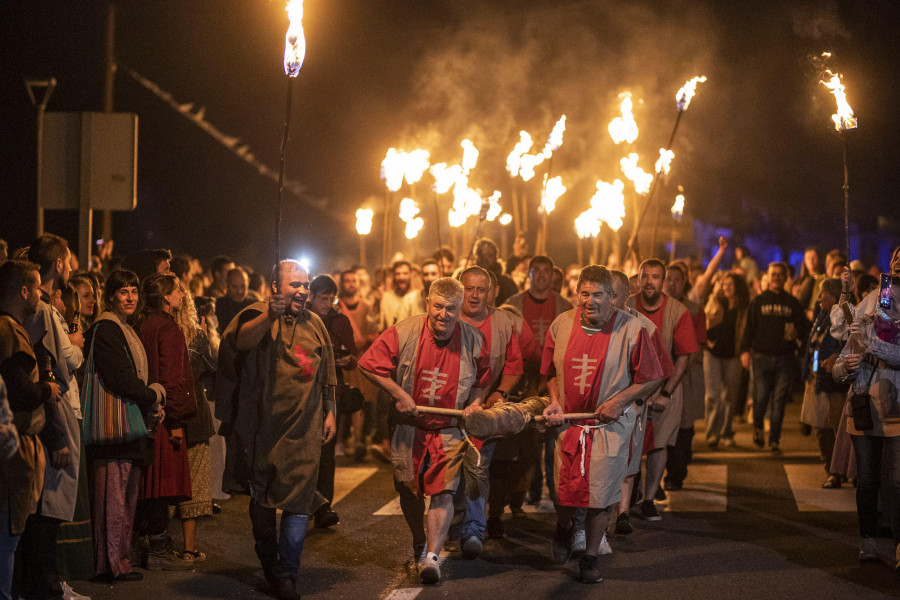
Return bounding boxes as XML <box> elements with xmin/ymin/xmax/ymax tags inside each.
<box><xmin>0</xmin><ymin>505</ymin><xmax>18</xmax><ymax>600</ymax></box>
<box><xmin>751</xmin><ymin>353</ymin><xmax>794</xmax><ymax>445</ymax></box>
<box><xmin>458</xmin><ymin>440</ymin><xmax>496</xmax><ymax>541</ymax></box>
<box><xmin>851</xmin><ymin>435</ymin><xmax>900</xmax><ymax>542</ymax></box>
<box><xmin>248</xmin><ymin>500</ymin><xmax>308</xmax><ymax>581</ymax></box>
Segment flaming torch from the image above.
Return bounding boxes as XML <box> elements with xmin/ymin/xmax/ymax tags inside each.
<box><xmin>355</xmin><ymin>208</ymin><xmax>373</xmax><ymax>266</ymax></box>
<box><xmin>536</xmin><ymin>175</ymin><xmax>566</xmax><ymax>255</ymax></box>
<box><xmin>276</xmin><ymin>0</ymin><xmax>306</xmax><ymax>284</ymax></box>
<box><xmin>670</xmin><ymin>188</ymin><xmax>685</xmax><ymax>261</ymax></box>
<box><xmin>627</xmin><ymin>75</ymin><xmax>707</xmax><ymax>261</ymax></box>
<box><xmin>820</xmin><ymin>59</ymin><xmax>857</xmax><ymax>258</ymax></box>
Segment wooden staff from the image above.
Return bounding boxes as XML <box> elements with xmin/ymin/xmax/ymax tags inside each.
<box><xmin>416</xmin><ymin>405</ymin><xmax>601</xmax><ymax>423</ymax></box>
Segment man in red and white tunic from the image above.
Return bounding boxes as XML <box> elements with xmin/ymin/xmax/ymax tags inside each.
<box><xmin>626</xmin><ymin>259</ymin><xmax>698</xmax><ymax>521</ymax></box>
<box><xmin>359</xmin><ymin>277</ymin><xmax>489</xmax><ymax>585</ymax></box>
<box><xmin>456</xmin><ymin>266</ymin><xmax>523</xmax><ymax>558</ymax></box>
<box><xmin>542</xmin><ymin>265</ymin><xmax>665</xmax><ymax>584</ymax></box>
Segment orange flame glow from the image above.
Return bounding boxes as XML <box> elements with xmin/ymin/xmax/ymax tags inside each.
<box><xmin>620</xmin><ymin>153</ymin><xmax>653</xmax><ymax>195</ymax></box>
<box><xmin>355</xmin><ymin>208</ymin><xmax>373</xmax><ymax>235</ymax></box>
<box><xmin>655</xmin><ymin>148</ymin><xmax>675</xmax><ymax>175</ymax></box>
<box><xmin>543</xmin><ymin>115</ymin><xmax>566</xmax><ymax>156</ymax></box>
<box><xmin>541</xmin><ymin>175</ymin><xmax>566</xmax><ymax>214</ymax></box>
<box><xmin>575</xmin><ymin>209</ymin><xmax>601</xmax><ymax>240</ymax></box>
<box><xmin>608</xmin><ymin>93</ymin><xmax>639</xmax><ymax>144</ymax></box>
<box><xmin>590</xmin><ymin>179</ymin><xmax>627</xmax><ymax>232</ymax></box>
<box><xmin>461</xmin><ymin>139</ymin><xmax>479</xmax><ymax>173</ymax></box>
<box><xmin>676</xmin><ymin>75</ymin><xmax>707</xmax><ymax>111</ymax></box>
<box><xmin>506</xmin><ymin>131</ymin><xmax>533</xmax><ymax>177</ymax></box>
<box><xmin>671</xmin><ymin>193</ymin><xmax>685</xmax><ymax>220</ymax></box>
<box><xmin>820</xmin><ymin>70</ymin><xmax>857</xmax><ymax>131</ymax></box>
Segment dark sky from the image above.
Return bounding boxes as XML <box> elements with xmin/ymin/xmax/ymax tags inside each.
<box><xmin>2</xmin><ymin>0</ymin><xmax>899</xmax><ymax>271</ymax></box>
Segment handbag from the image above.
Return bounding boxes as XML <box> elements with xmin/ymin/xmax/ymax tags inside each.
<box><xmin>849</xmin><ymin>364</ymin><xmax>877</xmax><ymax>432</ymax></box>
<box><xmin>80</xmin><ymin>332</ymin><xmax>151</xmax><ymax>445</ymax></box>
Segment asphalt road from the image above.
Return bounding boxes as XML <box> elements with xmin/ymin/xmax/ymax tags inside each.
<box><xmin>72</xmin><ymin>402</ymin><xmax>900</xmax><ymax>600</ymax></box>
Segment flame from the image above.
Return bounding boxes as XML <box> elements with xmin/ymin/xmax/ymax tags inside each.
<box><xmin>404</xmin><ymin>217</ymin><xmax>424</xmax><ymax>239</ymax></box>
<box><xmin>608</xmin><ymin>93</ymin><xmax>639</xmax><ymax>144</ymax></box>
<box><xmin>430</xmin><ymin>162</ymin><xmax>463</xmax><ymax>194</ymax></box>
<box><xmin>283</xmin><ymin>0</ymin><xmax>306</xmax><ymax>77</ymax></box>
<box><xmin>619</xmin><ymin>153</ymin><xmax>653</xmax><ymax>195</ymax></box>
<box><xmin>543</xmin><ymin>115</ymin><xmax>566</xmax><ymax>156</ymax></box>
<box><xmin>541</xmin><ymin>175</ymin><xmax>566</xmax><ymax>214</ymax></box>
<box><xmin>486</xmin><ymin>191</ymin><xmax>503</xmax><ymax>222</ymax></box>
<box><xmin>355</xmin><ymin>208</ymin><xmax>373</xmax><ymax>235</ymax></box>
<box><xmin>398</xmin><ymin>197</ymin><xmax>420</xmax><ymax>222</ymax></box>
<box><xmin>676</xmin><ymin>75</ymin><xmax>708</xmax><ymax>111</ymax></box>
<box><xmin>402</xmin><ymin>149</ymin><xmax>431</xmax><ymax>185</ymax></box>
<box><xmin>820</xmin><ymin>70</ymin><xmax>857</xmax><ymax>131</ymax></box>
<box><xmin>655</xmin><ymin>148</ymin><xmax>675</xmax><ymax>175</ymax></box>
<box><xmin>671</xmin><ymin>193</ymin><xmax>685</xmax><ymax>220</ymax></box>
<box><xmin>448</xmin><ymin>208</ymin><xmax>466</xmax><ymax>228</ymax></box>
<box><xmin>461</xmin><ymin>139</ymin><xmax>479</xmax><ymax>173</ymax></box>
<box><xmin>518</xmin><ymin>152</ymin><xmax>544</xmax><ymax>182</ymax></box>
<box><xmin>589</xmin><ymin>179</ymin><xmax>626</xmax><ymax>232</ymax></box>
<box><xmin>499</xmin><ymin>213</ymin><xmax>513</xmax><ymax>226</ymax></box>
<box><xmin>506</xmin><ymin>131</ymin><xmax>533</xmax><ymax>177</ymax></box>
<box><xmin>575</xmin><ymin>209</ymin><xmax>602</xmax><ymax>240</ymax></box>
<box><xmin>381</xmin><ymin>148</ymin><xmax>405</xmax><ymax>192</ymax></box>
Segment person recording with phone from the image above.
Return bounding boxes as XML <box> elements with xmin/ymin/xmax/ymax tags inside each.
<box><xmin>833</xmin><ymin>272</ymin><xmax>900</xmax><ymax>566</ymax></box>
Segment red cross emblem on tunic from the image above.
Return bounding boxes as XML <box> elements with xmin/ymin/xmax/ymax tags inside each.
<box><xmin>293</xmin><ymin>344</ymin><xmax>316</xmax><ymax>382</ymax></box>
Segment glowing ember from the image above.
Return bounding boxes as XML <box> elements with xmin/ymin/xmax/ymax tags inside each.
<box><xmin>543</xmin><ymin>115</ymin><xmax>567</xmax><ymax>156</ymax></box>
<box><xmin>430</xmin><ymin>162</ymin><xmax>463</xmax><ymax>194</ymax></box>
<box><xmin>620</xmin><ymin>153</ymin><xmax>653</xmax><ymax>195</ymax></box>
<box><xmin>676</xmin><ymin>75</ymin><xmax>708</xmax><ymax>111</ymax></box>
<box><xmin>381</xmin><ymin>148</ymin><xmax>405</xmax><ymax>192</ymax></box>
<box><xmin>541</xmin><ymin>176</ymin><xmax>566</xmax><ymax>214</ymax></box>
<box><xmin>820</xmin><ymin>70</ymin><xmax>857</xmax><ymax>131</ymax></box>
<box><xmin>575</xmin><ymin>209</ymin><xmax>602</xmax><ymax>240</ymax></box>
<box><xmin>506</xmin><ymin>131</ymin><xmax>533</xmax><ymax>177</ymax></box>
<box><xmin>283</xmin><ymin>0</ymin><xmax>306</xmax><ymax>77</ymax></box>
<box><xmin>655</xmin><ymin>148</ymin><xmax>675</xmax><ymax>175</ymax></box>
<box><xmin>589</xmin><ymin>179</ymin><xmax>626</xmax><ymax>232</ymax></box>
<box><xmin>608</xmin><ymin>93</ymin><xmax>639</xmax><ymax>144</ymax></box>
<box><xmin>461</xmin><ymin>139</ymin><xmax>479</xmax><ymax>173</ymax></box>
<box><xmin>671</xmin><ymin>193</ymin><xmax>685</xmax><ymax>220</ymax></box>
<box><xmin>499</xmin><ymin>213</ymin><xmax>513</xmax><ymax>226</ymax></box>
<box><xmin>355</xmin><ymin>208</ymin><xmax>373</xmax><ymax>235</ymax></box>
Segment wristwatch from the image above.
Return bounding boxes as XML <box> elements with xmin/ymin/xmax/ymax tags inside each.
<box><xmin>659</xmin><ymin>389</ymin><xmax>672</xmax><ymax>399</ymax></box>
<box><xmin>495</xmin><ymin>389</ymin><xmax>510</xmax><ymax>401</ymax></box>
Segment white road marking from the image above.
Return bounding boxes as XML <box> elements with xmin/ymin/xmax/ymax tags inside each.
<box><xmin>383</xmin><ymin>587</ymin><xmax>422</xmax><ymax>600</ymax></box>
<box><xmin>375</xmin><ymin>497</ymin><xmax>404</xmax><ymax>516</ymax></box>
<box><xmin>693</xmin><ymin>450</ymin><xmax>820</xmax><ymax>460</ymax></box>
<box><xmin>332</xmin><ymin>466</ymin><xmax>378</xmax><ymax>506</ymax></box>
<box><xmin>783</xmin><ymin>464</ymin><xmax>856</xmax><ymax>512</ymax></box>
<box><xmin>663</xmin><ymin>464</ymin><xmax>728</xmax><ymax>512</ymax></box>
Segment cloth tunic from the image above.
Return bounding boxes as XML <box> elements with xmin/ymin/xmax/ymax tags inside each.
<box><xmin>359</xmin><ymin>314</ymin><xmax>489</xmax><ymax>495</ymax></box>
<box><xmin>627</xmin><ymin>294</ymin><xmax>698</xmax><ymax>448</ymax></box>
<box><xmin>541</xmin><ymin>308</ymin><xmax>664</xmax><ymax>508</ymax></box>
<box><xmin>216</xmin><ymin>302</ymin><xmax>336</xmax><ymax>513</ymax></box>
<box><xmin>679</xmin><ymin>297</ymin><xmax>708</xmax><ymax>427</ymax></box>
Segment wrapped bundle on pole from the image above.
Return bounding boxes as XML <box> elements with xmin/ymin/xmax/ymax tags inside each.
<box><xmin>464</xmin><ymin>396</ymin><xmax>551</xmax><ymax>439</ymax></box>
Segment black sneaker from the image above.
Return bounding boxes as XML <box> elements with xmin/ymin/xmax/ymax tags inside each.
<box><xmin>461</xmin><ymin>535</ymin><xmax>483</xmax><ymax>559</ymax></box>
<box><xmin>314</xmin><ymin>505</ymin><xmax>340</xmax><ymax>529</ymax></box>
<box><xmin>640</xmin><ymin>500</ymin><xmax>661</xmax><ymax>521</ymax></box>
<box><xmin>579</xmin><ymin>554</ymin><xmax>603</xmax><ymax>583</ymax></box>
<box><xmin>551</xmin><ymin>523</ymin><xmax>572</xmax><ymax>564</ymax></box>
<box><xmin>753</xmin><ymin>428</ymin><xmax>765</xmax><ymax>448</ymax></box>
<box><xmin>614</xmin><ymin>512</ymin><xmax>634</xmax><ymax>535</ymax></box>
<box><xmin>654</xmin><ymin>488</ymin><xmax>667</xmax><ymax>501</ymax></box>
<box><xmin>486</xmin><ymin>517</ymin><xmax>505</xmax><ymax>539</ymax></box>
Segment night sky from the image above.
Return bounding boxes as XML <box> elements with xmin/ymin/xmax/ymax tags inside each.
<box><xmin>2</xmin><ymin>0</ymin><xmax>899</xmax><ymax>272</ymax></box>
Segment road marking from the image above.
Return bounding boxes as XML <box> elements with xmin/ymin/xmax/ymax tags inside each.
<box><xmin>383</xmin><ymin>588</ymin><xmax>422</xmax><ymax>600</ymax></box>
<box><xmin>375</xmin><ymin>497</ymin><xmax>404</xmax><ymax>516</ymax></box>
<box><xmin>664</xmin><ymin>464</ymin><xmax>728</xmax><ymax>512</ymax></box>
<box><xmin>693</xmin><ymin>450</ymin><xmax>820</xmax><ymax>460</ymax></box>
<box><xmin>783</xmin><ymin>464</ymin><xmax>856</xmax><ymax>512</ymax></box>
<box><xmin>332</xmin><ymin>466</ymin><xmax>378</xmax><ymax>506</ymax></box>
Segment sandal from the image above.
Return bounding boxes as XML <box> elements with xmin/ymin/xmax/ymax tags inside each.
<box><xmin>181</xmin><ymin>549</ymin><xmax>207</xmax><ymax>562</ymax></box>
<box><xmin>821</xmin><ymin>475</ymin><xmax>841</xmax><ymax>489</ymax></box>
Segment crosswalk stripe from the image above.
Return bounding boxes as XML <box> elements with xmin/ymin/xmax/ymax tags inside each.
<box><xmin>663</xmin><ymin>465</ymin><xmax>728</xmax><ymax>512</ymax></box>
<box><xmin>375</xmin><ymin>497</ymin><xmax>404</xmax><ymax>516</ymax></box>
<box><xmin>783</xmin><ymin>464</ymin><xmax>856</xmax><ymax>512</ymax></box>
<box><xmin>332</xmin><ymin>466</ymin><xmax>378</xmax><ymax>506</ymax></box>
<box><xmin>383</xmin><ymin>588</ymin><xmax>422</xmax><ymax>600</ymax></box>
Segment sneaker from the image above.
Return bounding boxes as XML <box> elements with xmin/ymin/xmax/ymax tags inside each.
<box><xmin>418</xmin><ymin>552</ymin><xmax>441</xmax><ymax>584</ymax></box>
<box><xmin>486</xmin><ymin>516</ymin><xmax>505</xmax><ymax>538</ymax></box>
<box><xmin>551</xmin><ymin>523</ymin><xmax>573</xmax><ymax>564</ymax></box>
<box><xmin>753</xmin><ymin>428</ymin><xmax>765</xmax><ymax>448</ymax></box>
<box><xmin>275</xmin><ymin>576</ymin><xmax>300</xmax><ymax>600</ymax></box>
<box><xmin>640</xmin><ymin>500</ymin><xmax>661</xmax><ymax>522</ymax></box>
<box><xmin>598</xmin><ymin>533</ymin><xmax>613</xmax><ymax>555</ymax></box>
<box><xmin>859</xmin><ymin>537</ymin><xmax>878</xmax><ymax>561</ymax></box>
<box><xmin>314</xmin><ymin>505</ymin><xmax>340</xmax><ymax>529</ymax></box>
<box><xmin>578</xmin><ymin>554</ymin><xmax>603</xmax><ymax>583</ymax></box>
<box><xmin>146</xmin><ymin>549</ymin><xmax>196</xmax><ymax>571</ymax></box>
<box><xmin>570</xmin><ymin>529</ymin><xmax>586</xmax><ymax>555</ymax></box>
<box><xmin>180</xmin><ymin>549</ymin><xmax>207</xmax><ymax>562</ymax></box>
<box><xmin>654</xmin><ymin>488</ymin><xmax>667</xmax><ymax>501</ymax></box>
<box><xmin>61</xmin><ymin>581</ymin><xmax>91</xmax><ymax>600</ymax></box>
<box><xmin>822</xmin><ymin>475</ymin><xmax>841</xmax><ymax>489</ymax></box>
<box><xmin>614</xmin><ymin>512</ymin><xmax>634</xmax><ymax>535</ymax></box>
<box><xmin>770</xmin><ymin>442</ymin><xmax>781</xmax><ymax>454</ymax></box>
<box><xmin>461</xmin><ymin>535</ymin><xmax>482</xmax><ymax>560</ymax></box>
<box><xmin>721</xmin><ymin>437</ymin><xmax>736</xmax><ymax>448</ymax></box>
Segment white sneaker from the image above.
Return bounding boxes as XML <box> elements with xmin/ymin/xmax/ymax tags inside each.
<box><xmin>570</xmin><ymin>528</ymin><xmax>586</xmax><ymax>554</ymax></box>
<box><xmin>418</xmin><ymin>552</ymin><xmax>441</xmax><ymax>584</ymax></box>
<box><xmin>859</xmin><ymin>537</ymin><xmax>878</xmax><ymax>561</ymax></box>
<box><xmin>599</xmin><ymin>533</ymin><xmax>613</xmax><ymax>555</ymax></box>
<box><xmin>61</xmin><ymin>581</ymin><xmax>91</xmax><ymax>600</ymax></box>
